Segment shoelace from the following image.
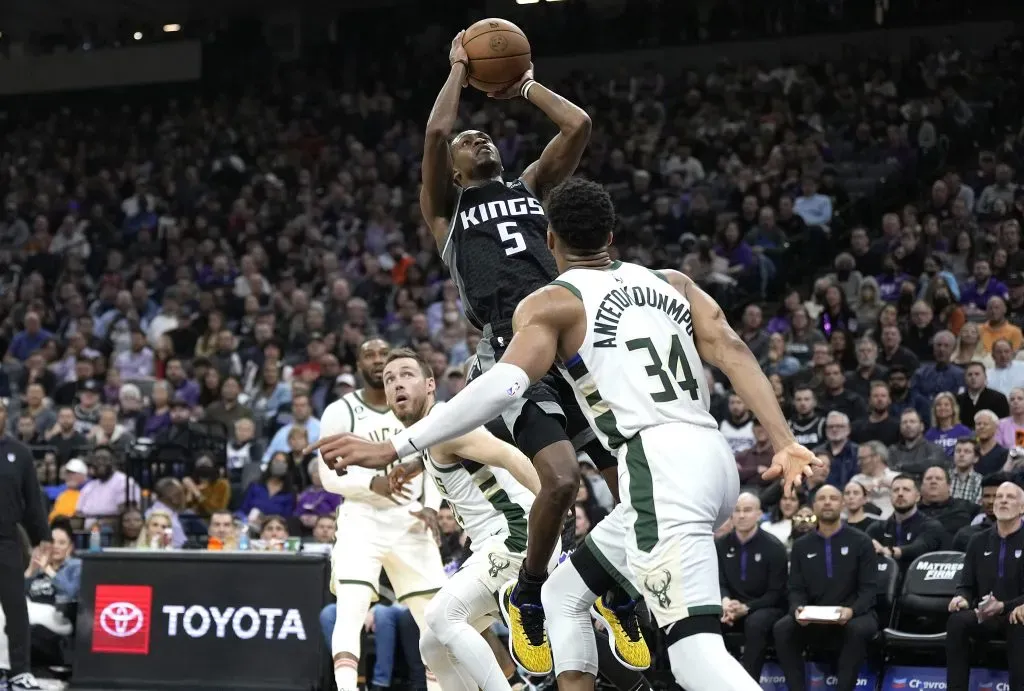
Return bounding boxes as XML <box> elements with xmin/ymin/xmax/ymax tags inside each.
<box><xmin>612</xmin><ymin>601</ymin><xmax>643</xmax><ymax>642</ymax></box>
<box><xmin>517</xmin><ymin>601</ymin><xmax>548</xmax><ymax>646</ymax></box>
<box><xmin>10</xmin><ymin>674</ymin><xmax>41</xmax><ymax>689</ymax></box>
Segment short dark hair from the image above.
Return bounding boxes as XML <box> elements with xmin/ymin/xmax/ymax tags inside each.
<box><xmin>892</xmin><ymin>473</ymin><xmax>919</xmax><ymax>490</ymax></box>
<box><xmin>965</xmin><ymin>361</ymin><xmax>986</xmax><ymax>373</ymax></box>
<box><xmin>954</xmin><ymin>438</ymin><xmax>979</xmax><ymax>455</ymax></box>
<box><xmin>385</xmin><ymin>347</ymin><xmax>433</xmax><ymax>379</ymax></box>
<box><xmin>925</xmin><ymin>465</ymin><xmax>951</xmax><ymax>483</ymax></box>
<box><xmin>546</xmin><ymin>177</ymin><xmax>616</xmax><ymax>252</ymax></box>
<box><xmin>982</xmin><ymin>472</ymin><xmax>1010</xmax><ymax>488</ymax></box>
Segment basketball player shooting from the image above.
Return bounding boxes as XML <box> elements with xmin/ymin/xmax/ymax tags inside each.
<box><xmin>315</xmin><ymin>178</ymin><xmax>820</xmax><ymax>690</ymax></box>
<box><xmin>325</xmin><ymin>28</ymin><xmax>647</xmax><ymax>677</ymax></box>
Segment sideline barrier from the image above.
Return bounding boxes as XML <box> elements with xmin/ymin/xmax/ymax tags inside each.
<box><xmin>760</xmin><ymin>663</ymin><xmax>1010</xmax><ymax>690</ymax></box>
<box><xmin>71</xmin><ymin>550</ymin><xmax>328</xmax><ymax>691</ymax></box>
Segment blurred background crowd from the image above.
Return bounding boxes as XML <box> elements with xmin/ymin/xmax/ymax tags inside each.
<box><xmin>1</xmin><ymin>0</ymin><xmax>1024</xmax><ymax>687</ymax></box>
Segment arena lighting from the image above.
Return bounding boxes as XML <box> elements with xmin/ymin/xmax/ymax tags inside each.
<box><xmin>133</xmin><ymin>31</ymin><xmax>143</xmax><ymax>40</ymax></box>
<box><xmin>163</xmin><ymin>24</ymin><xmax>182</xmax><ymax>33</ymax></box>
<box><xmin>516</xmin><ymin>0</ymin><xmax>541</xmax><ymax>4</ymax></box>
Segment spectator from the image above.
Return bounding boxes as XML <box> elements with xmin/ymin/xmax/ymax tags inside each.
<box><xmin>43</xmin><ymin>407</ymin><xmax>88</xmax><ymax>464</ymax></box>
<box><xmin>88</xmin><ymin>406</ymin><xmax>133</xmax><ymax>458</ymax></box>
<box><xmin>75</xmin><ymin>448</ymin><xmax>140</xmax><ymax>526</ymax></box>
<box><xmin>204</xmin><ymin>376</ymin><xmax>253</xmax><ymax>431</ymax></box>
<box><xmin>146</xmin><ymin>478</ymin><xmax>188</xmax><ymax>548</ymax></box>
<box><xmin>182</xmin><ymin>455</ymin><xmax>231</xmax><ymax>518</ymax></box>
<box><xmin>987</xmin><ymin>339</ymin><xmax>1024</xmax><ymax>395</ymax></box>
<box><xmin>949</xmin><ymin>439</ymin><xmax>984</xmax><ymax>504</ymax></box>
<box><xmin>5</xmin><ymin>311</ymin><xmax>52</xmax><ymax>363</ymax></box>
<box><xmin>867</xmin><ymin>474</ymin><xmax>946</xmax><ymax>567</ymax></box>
<box><xmin>236</xmin><ymin>452</ymin><xmax>297</xmax><ymax>527</ymax></box>
<box><xmin>760</xmin><ymin>332</ymin><xmax>802</xmax><ymax>378</ymax></box>
<box><xmin>980</xmin><ymin>296</ymin><xmax>1024</xmax><ymax>353</ymax></box>
<box><xmin>961</xmin><ymin>257</ymin><xmax>1008</xmax><ymax>315</ymax></box>
<box><xmin>739</xmin><ymin>304</ymin><xmax>770</xmax><ymax>362</ymax></box>
<box><xmin>788</xmin><ymin>386</ymin><xmax>825</xmax><ymax>448</ymax></box>
<box><xmin>20</xmin><ymin>384</ymin><xmax>56</xmax><ymax>437</ymax></box>
<box><xmin>113</xmin><ymin>328</ymin><xmax>154</xmax><ymax>379</ymax></box>
<box><xmin>720</xmin><ymin>393</ymin><xmax>755</xmax><ymax>454</ymax></box>
<box><xmin>760</xmin><ymin>494</ymin><xmax>801</xmax><ymax>546</ymax></box>
<box><xmin>879</xmin><ymin>327</ymin><xmax>920</xmax><ymax>374</ymax></box>
<box><xmin>793</xmin><ymin>176</ymin><xmax>833</xmax><ymax>228</ymax></box>
<box><xmin>843</xmin><ymin>480</ymin><xmax>881</xmax><ymax>532</ymax></box>
<box><xmin>958</xmin><ymin>362</ymin><xmax>1010</xmax><ymax>426</ymax></box>
<box><xmin>903</xmin><ymin>301</ymin><xmax>937</xmax><ymax>362</ymax></box>
<box><xmin>262</xmin><ymin>394</ymin><xmax>320</xmax><ymax>463</ymax></box>
<box><xmin>259</xmin><ymin>515</ymin><xmax>290</xmax><ymax>543</ymax></box>
<box><xmin>207</xmin><ymin>510</ymin><xmax>237</xmax><ymax>549</ymax></box>
<box><xmin>918</xmin><ymin>465</ymin><xmax>978</xmax><ymax>543</ymax></box>
<box><xmin>226</xmin><ymin>417</ymin><xmax>264</xmax><ymax>494</ymax></box>
<box><xmin>734</xmin><ymin>419</ymin><xmax>774</xmax><ymax>488</ymax></box>
<box><xmin>996</xmin><ymin>388</ymin><xmax>1024</xmax><ymax>451</ymax></box>
<box><xmin>948</xmin><ymin>482</ymin><xmax>1024</xmax><ymax>691</ymax></box>
<box><xmin>143</xmin><ymin>380</ymin><xmax>173</xmax><ymax>437</ymax></box>
<box><xmin>851</xmin><ymin>441</ymin><xmax>899</xmax><ymax>519</ymax></box>
<box><xmin>952</xmin><ymin>322</ymin><xmax>986</xmax><ymax>367</ymax></box>
<box><xmin>773</xmin><ymin>486</ymin><xmax>877</xmax><ymax>691</ymax></box>
<box><xmin>911</xmin><ymin>331</ymin><xmax>964</xmax><ymax>400</ymax></box>
<box><xmin>717</xmin><ymin>493</ymin><xmax>787</xmax><ymax>681</ymax></box>
<box><xmin>845</xmin><ymin>338</ymin><xmax>888</xmax><ymax>400</ymax></box>
<box><xmin>887</xmin><ymin>366</ymin><xmax>931</xmax><ymax>423</ymax></box>
<box><xmin>819</xmin><ymin>363</ymin><xmax>867</xmax><ymax>420</ymax></box>
<box><xmin>952</xmin><ymin>473</ymin><xmax>1005</xmax><ymax>551</ymax></box>
<box><xmin>311</xmin><ymin>515</ymin><xmax>338</xmax><ymax>545</ymax></box>
<box><xmin>23</xmin><ymin>519</ymin><xmax>80</xmax><ymax>669</ymax></box>
<box><xmin>851</xmin><ymin>382</ymin><xmax>900</xmax><ymax>446</ymax></box>
<box><xmin>48</xmin><ymin>458</ymin><xmax>89</xmax><ymax>522</ymax></box>
<box><xmin>889</xmin><ymin>409</ymin><xmax>948</xmax><ymax>478</ymax></box>
<box><xmin>294</xmin><ymin>458</ymin><xmax>342</xmax><ymax>534</ymax></box>
<box><xmin>925</xmin><ymin>392</ymin><xmax>973</xmax><ymax>457</ymax></box>
<box><xmin>975</xmin><ymin>409</ymin><xmax>1011</xmax><ymax>475</ymax></box>
<box><xmin>135</xmin><ymin>510</ymin><xmax>175</xmax><ymax>549</ymax></box>
<box><xmin>762</xmin><ymin>454</ymin><xmax>831</xmax><ymax>512</ymax></box>
<box><xmin>817</xmin><ymin>411</ymin><xmax>858</xmax><ymax>489</ymax></box>
<box><xmin>116</xmin><ymin>508</ymin><xmax>145</xmax><ymax>548</ymax></box>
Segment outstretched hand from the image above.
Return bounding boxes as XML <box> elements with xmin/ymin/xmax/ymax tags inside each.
<box><xmin>488</xmin><ymin>64</ymin><xmax>534</xmax><ymax>100</ymax></box>
<box><xmin>761</xmin><ymin>443</ymin><xmax>820</xmax><ymax>498</ymax></box>
<box><xmin>305</xmin><ymin>433</ymin><xmax>399</xmax><ymax>473</ymax></box>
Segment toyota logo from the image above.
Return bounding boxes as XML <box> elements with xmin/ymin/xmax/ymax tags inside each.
<box><xmin>99</xmin><ymin>602</ymin><xmax>145</xmax><ymax>638</ymax></box>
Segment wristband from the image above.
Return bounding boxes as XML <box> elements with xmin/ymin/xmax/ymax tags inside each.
<box><xmin>452</xmin><ymin>59</ymin><xmax>468</xmax><ymax>72</ymax></box>
<box><xmin>520</xmin><ymin>79</ymin><xmax>537</xmax><ymax>100</ymax></box>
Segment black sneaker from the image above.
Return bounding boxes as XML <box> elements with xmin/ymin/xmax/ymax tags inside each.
<box><xmin>9</xmin><ymin>673</ymin><xmax>42</xmax><ymax>691</ymax></box>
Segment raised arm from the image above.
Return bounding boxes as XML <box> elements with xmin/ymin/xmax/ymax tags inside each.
<box><xmin>434</xmin><ymin>426</ymin><xmax>542</xmax><ymax>495</ymax></box>
<box><xmin>513</xmin><ymin>71</ymin><xmax>592</xmax><ymax>199</ymax></box>
<box><xmin>420</xmin><ymin>33</ymin><xmax>469</xmax><ymax>250</ymax></box>
<box><xmin>660</xmin><ymin>269</ymin><xmax>817</xmax><ymax>494</ymax></box>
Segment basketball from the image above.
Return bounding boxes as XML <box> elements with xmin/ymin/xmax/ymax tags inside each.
<box><xmin>462</xmin><ymin>18</ymin><xmax>531</xmax><ymax>93</ymax></box>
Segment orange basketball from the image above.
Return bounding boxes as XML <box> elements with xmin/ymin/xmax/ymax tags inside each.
<box><xmin>462</xmin><ymin>18</ymin><xmax>531</xmax><ymax>93</ymax></box>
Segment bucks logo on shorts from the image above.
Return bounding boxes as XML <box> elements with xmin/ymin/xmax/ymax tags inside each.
<box><xmin>488</xmin><ymin>553</ymin><xmax>512</xmax><ymax>578</ymax></box>
<box><xmin>642</xmin><ymin>569</ymin><xmax>672</xmax><ymax>608</ymax></box>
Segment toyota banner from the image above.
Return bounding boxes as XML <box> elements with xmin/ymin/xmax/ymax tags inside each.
<box><xmin>73</xmin><ymin>550</ymin><xmax>329</xmax><ymax>690</ymax></box>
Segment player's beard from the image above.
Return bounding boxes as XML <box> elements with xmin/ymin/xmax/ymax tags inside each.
<box><xmin>360</xmin><ymin>367</ymin><xmax>384</xmax><ymax>390</ymax></box>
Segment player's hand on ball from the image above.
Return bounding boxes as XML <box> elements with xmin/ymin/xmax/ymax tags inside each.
<box><xmin>488</xmin><ymin>64</ymin><xmax>534</xmax><ymax>99</ymax></box>
<box><xmin>449</xmin><ymin>31</ymin><xmax>469</xmax><ymax>86</ymax></box>
<box><xmin>306</xmin><ymin>433</ymin><xmax>399</xmax><ymax>471</ymax></box>
<box><xmin>762</xmin><ymin>443</ymin><xmax>819</xmax><ymax>498</ymax></box>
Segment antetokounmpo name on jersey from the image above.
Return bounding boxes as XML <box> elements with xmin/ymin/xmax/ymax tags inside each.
<box><xmin>459</xmin><ymin>196</ymin><xmax>545</xmax><ymax>230</ymax></box>
<box><xmin>593</xmin><ymin>285</ymin><xmax>693</xmax><ymax>347</ymax></box>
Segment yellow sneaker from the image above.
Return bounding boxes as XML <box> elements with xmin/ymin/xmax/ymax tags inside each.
<box><xmin>592</xmin><ymin>596</ymin><xmax>652</xmax><ymax>671</ymax></box>
<box><xmin>497</xmin><ymin>580</ymin><xmax>552</xmax><ymax>675</ymax></box>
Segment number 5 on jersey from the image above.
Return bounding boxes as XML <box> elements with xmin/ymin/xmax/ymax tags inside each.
<box><xmin>498</xmin><ymin>221</ymin><xmax>526</xmax><ymax>256</ymax></box>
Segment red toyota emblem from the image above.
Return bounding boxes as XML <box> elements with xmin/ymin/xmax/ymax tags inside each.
<box><xmin>91</xmin><ymin>585</ymin><xmax>153</xmax><ymax>655</ymax></box>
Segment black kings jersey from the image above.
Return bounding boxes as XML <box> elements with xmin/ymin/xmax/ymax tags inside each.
<box><xmin>442</xmin><ymin>178</ymin><xmax>558</xmax><ymax>332</ymax></box>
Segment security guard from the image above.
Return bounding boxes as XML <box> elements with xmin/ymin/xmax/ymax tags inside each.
<box><xmin>717</xmin><ymin>492</ymin><xmax>788</xmax><ymax>680</ymax></box>
<box><xmin>0</xmin><ymin>434</ymin><xmax>51</xmax><ymax>690</ymax></box>
<box><xmin>947</xmin><ymin>481</ymin><xmax>1024</xmax><ymax>691</ymax></box>
<box><xmin>773</xmin><ymin>485</ymin><xmax>878</xmax><ymax>691</ymax></box>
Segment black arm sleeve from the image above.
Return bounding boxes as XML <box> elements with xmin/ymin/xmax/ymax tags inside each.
<box><xmin>20</xmin><ymin>448</ymin><xmax>50</xmax><ymax>546</ymax></box>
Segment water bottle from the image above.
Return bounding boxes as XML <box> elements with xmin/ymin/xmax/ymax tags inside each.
<box><xmin>238</xmin><ymin>522</ymin><xmax>250</xmax><ymax>551</ymax></box>
<box><xmin>89</xmin><ymin>524</ymin><xmax>102</xmax><ymax>552</ymax></box>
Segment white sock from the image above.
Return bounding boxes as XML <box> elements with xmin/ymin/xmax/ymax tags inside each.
<box><xmin>420</xmin><ymin>626</ymin><xmax>477</xmax><ymax>691</ymax></box>
<box><xmin>540</xmin><ymin>557</ymin><xmax>600</xmax><ymax>678</ymax></box>
<box><xmin>667</xmin><ymin>632</ymin><xmax>762</xmax><ymax>691</ymax></box>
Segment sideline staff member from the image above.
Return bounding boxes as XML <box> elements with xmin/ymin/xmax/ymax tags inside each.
<box><xmin>773</xmin><ymin>485</ymin><xmax>878</xmax><ymax>691</ymax></box>
<box><xmin>718</xmin><ymin>492</ymin><xmax>787</xmax><ymax>680</ymax></box>
<box><xmin>948</xmin><ymin>481</ymin><xmax>1024</xmax><ymax>691</ymax></box>
<box><xmin>0</xmin><ymin>434</ymin><xmax>52</xmax><ymax>691</ymax></box>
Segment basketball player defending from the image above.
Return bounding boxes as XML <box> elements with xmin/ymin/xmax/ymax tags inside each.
<box><xmin>406</xmin><ymin>31</ymin><xmax>644</xmax><ymax>674</ymax></box>
<box><xmin>317</xmin><ymin>179</ymin><xmax>819</xmax><ymax>690</ymax></box>
<box><xmin>380</xmin><ymin>347</ymin><xmax>551</xmax><ymax>691</ymax></box>
<box><xmin>317</xmin><ymin>338</ymin><xmax>446</xmax><ymax>691</ymax></box>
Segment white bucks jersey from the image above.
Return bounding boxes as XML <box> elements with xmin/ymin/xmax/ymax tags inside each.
<box><xmin>422</xmin><ymin>406</ymin><xmax>532</xmax><ymax>552</ymax></box>
<box><xmin>322</xmin><ymin>390</ymin><xmax>426</xmax><ymax>510</ymax></box>
<box><xmin>553</xmin><ymin>261</ymin><xmax>717</xmax><ymax>451</ymax></box>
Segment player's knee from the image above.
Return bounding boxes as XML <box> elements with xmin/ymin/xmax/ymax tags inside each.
<box><xmin>334</xmin><ymin>585</ymin><xmax>373</xmax><ymax>631</ymax></box>
<box><xmin>423</xmin><ymin>594</ymin><xmax>448</xmax><ymax>637</ymax></box>
<box><xmin>535</xmin><ymin>451</ymin><xmax>580</xmax><ymax>507</ymax></box>
<box><xmin>418</xmin><ymin>625</ymin><xmax>447</xmax><ymax>663</ymax></box>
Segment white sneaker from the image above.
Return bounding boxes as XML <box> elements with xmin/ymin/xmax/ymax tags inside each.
<box><xmin>9</xmin><ymin>673</ymin><xmax>42</xmax><ymax>690</ymax></box>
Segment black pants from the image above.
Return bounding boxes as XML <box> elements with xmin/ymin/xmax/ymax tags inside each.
<box><xmin>773</xmin><ymin>613</ymin><xmax>878</xmax><ymax>691</ymax></box>
<box><xmin>0</xmin><ymin>538</ymin><xmax>29</xmax><ymax>675</ymax></box>
<box><xmin>725</xmin><ymin>607</ymin><xmax>785</xmax><ymax>680</ymax></box>
<box><xmin>946</xmin><ymin>610</ymin><xmax>1024</xmax><ymax>691</ymax></box>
